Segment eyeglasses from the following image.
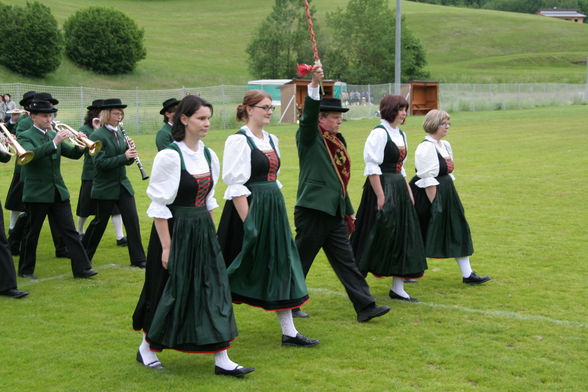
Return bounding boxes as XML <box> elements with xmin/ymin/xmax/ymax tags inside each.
<box><xmin>439</xmin><ymin>122</ymin><xmax>451</xmax><ymax>127</ymax></box>
<box><xmin>252</xmin><ymin>105</ymin><xmax>275</xmax><ymax>112</ymax></box>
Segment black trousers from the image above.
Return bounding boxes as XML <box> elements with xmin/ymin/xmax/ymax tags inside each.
<box><xmin>83</xmin><ymin>188</ymin><xmax>145</xmax><ymax>265</ymax></box>
<box><xmin>9</xmin><ymin>211</ymin><xmax>68</xmax><ymax>255</ymax></box>
<box><xmin>294</xmin><ymin>206</ymin><xmax>375</xmax><ymax>314</ymax></box>
<box><xmin>19</xmin><ymin>195</ymin><xmax>92</xmax><ymax>276</ymax></box>
<box><xmin>0</xmin><ymin>202</ymin><xmax>18</xmax><ymax>291</ymax></box>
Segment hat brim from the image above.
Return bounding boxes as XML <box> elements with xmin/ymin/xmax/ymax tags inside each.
<box><xmin>7</xmin><ymin>109</ymin><xmax>26</xmax><ymax>114</ymax></box>
<box><xmin>319</xmin><ymin>106</ymin><xmax>349</xmax><ymax>113</ymax></box>
<box><xmin>100</xmin><ymin>104</ymin><xmax>127</xmax><ymax>109</ymax></box>
<box><xmin>159</xmin><ymin>102</ymin><xmax>179</xmax><ymax>115</ymax></box>
<box><xmin>29</xmin><ymin>108</ymin><xmax>58</xmax><ymax>114</ymax></box>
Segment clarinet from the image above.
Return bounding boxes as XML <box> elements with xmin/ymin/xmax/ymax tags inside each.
<box><xmin>118</xmin><ymin>122</ymin><xmax>149</xmax><ymax>180</ymax></box>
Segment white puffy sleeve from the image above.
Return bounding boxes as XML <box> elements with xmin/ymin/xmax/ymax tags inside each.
<box><xmin>443</xmin><ymin>140</ymin><xmax>456</xmax><ymax>181</ymax></box>
<box><xmin>206</xmin><ymin>148</ymin><xmax>221</xmax><ymax>210</ymax></box>
<box><xmin>363</xmin><ymin>127</ymin><xmax>387</xmax><ymax>176</ymax></box>
<box><xmin>223</xmin><ymin>134</ymin><xmax>252</xmax><ymax>199</ymax></box>
<box><xmin>414</xmin><ymin>141</ymin><xmax>440</xmax><ymax>188</ymax></box>
<box><xmin>146</xmin><ymin>149</ymin><xmax>181</xmax><ymax>219</ymax></box>
<box><xmin>270</xmin><ymin>133</ymin><xmax>284</xmax><ymax>189</ymax></box>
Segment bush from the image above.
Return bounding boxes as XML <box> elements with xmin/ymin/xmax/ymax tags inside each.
<box><xmin>64</xmin><ymin>7</ymin><xmax>146</xmax><ymax>74</ymax></box>
<box><xmin>0</xmin><ymin>2</ymin><xmax>63</xmax><ymax>77</ymax></box>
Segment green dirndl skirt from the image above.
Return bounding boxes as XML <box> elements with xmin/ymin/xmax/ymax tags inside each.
<box><xmin>353</xmin><ymin>173</ymin><xmax>427</xmax><ymax>278</ymax></box>
<box><xmin>425</xmin><ymin>176</ymin><xmax>474</xmax><ymax>258</ymax></box>
<box><xmin>147</xmin><ymin>206</ymin><xmax>237</xmax><ymax>353</ymax></box>
<box><xmin>227</xmin><ymin>181</ymin><xmax>309</xmax><ymax>311</ymax></box>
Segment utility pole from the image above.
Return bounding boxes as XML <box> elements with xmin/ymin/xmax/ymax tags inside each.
<box><xmin>394</xmin><ymin>0</ymin><xmax>401</xmax><ymax>95</ymax></box>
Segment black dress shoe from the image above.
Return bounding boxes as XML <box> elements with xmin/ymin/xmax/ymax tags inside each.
<box><xmin>281</xmin><ymin>333</ymin><xmax>320</xmax><ymax>347</ymax></box>
<box><xmin>463</xmin><ymin>272</ymin><xmax>491</xmax><ymax>285</ymax></box>
<box><xmin>292</xmin><ymin>308</ymin><xmax>310</xmax><ymax>318</ymax></box>
<box><xmin>214</xmin><ymin>365</ymin><xmax>255</xmax><ymax>377</ymax></box>
<box><xmin>18</xmin><ymin>273</ymin><xmax>38</xmax><ymax>279</ymax></box>
<box><xmin>389</xmin><ymin>290</ymin><xmax>419</xmax><ymax>303</ymax></box>
<box><xmin>117</xmin><ymin>237</ymin><xmax>128</xmax><ymax>247</ymax></box>
<box><xmin>136</xmin><ymin>350</ymin><xmax>164</xmax><ymax>370</ymax></box>
<box><xmin>0</xmin><ymin>288</ymin><xmax>29</xmax><ymax>299</ymax></box>
<box><xmin>357</xmin><ymin>304</ymin><xmax>391</xmax><ymax>322</ymax></box>
<box><xmin>131</xmin><ymin>261</ymin><xmax>146</xmax><ymax>269</ymax></box>
<box><xmin>74</xmin><ymin>269</ymin><xmax>98</xmax><ymax>279</ymax></box>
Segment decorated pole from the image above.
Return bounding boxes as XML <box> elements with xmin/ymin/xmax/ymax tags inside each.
<box><xmin>298</xmin><ymin>0</ymin><xmax>325</xmax><ymax>95</ymax></box>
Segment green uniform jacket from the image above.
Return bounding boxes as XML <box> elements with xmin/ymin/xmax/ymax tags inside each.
<box><xmin>295</xmin><ymin>96</ymin><xmax>354</xmax><ymax>218</ymax></box>
<box><xmin>18</xmin><ymin>127</ymin><xmax>84</xmax><ymax>203</ymax></box>
<box><xmin>79</xmin><ymin>124</ymin><xmax>96</xmax><ymax>181</ymax></box>
<box><xmin>11</xmin><ymin>114</ymin><xmax>33</xmax><ymax>177</ymax></box>
<box><xmin>90</xmin><ymin>126</ymin><xmax>134</xmax><ymax>200</ymax></box>
<box><xmin>155</xmin><ymin>123</ymin><xmax>173</xmax><ymax>151</ymax></box>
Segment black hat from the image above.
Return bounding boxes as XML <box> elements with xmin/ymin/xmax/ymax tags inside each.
<box><xmin>100</xmin><ymin>98</ymin><xmax>127</xmax><ymax>109</ymax></box>
<box><xmin>319</xmin><ymin>98</ymin><xmax>349</xmax><ymax>113</ymax></box>
<box><xmin>19</xmin><ymin>91</ymin><xmax>37</xmax><ymax>107</ymax></box>
<box><xmin>87</xmin><ymin>99</ymin><xmax>104</xmax><ymax>111</ymax></box>
<box><xmin>159</xmin><ymin>98</ymin><xmax>180</xmax><ymax>115</ymax></box>
<box><xmin>33</xmin><ymin>92</ymin><xmax>59</xmax><ymax>105</ymax></box>
<box><xmin>28</xmin><ymin>100</ymin><xmax>58</xmax><ymax>114</ymax></box>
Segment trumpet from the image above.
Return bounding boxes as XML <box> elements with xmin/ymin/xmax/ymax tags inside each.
<box><xmin>51</xmin><ymin>120</ymin><xmax>103</xmax><ymax>156</ymax></box>
<box><xmin>0</xmin><ymin>123</ymin><xmax>35</xmax><ymax>165</ymax></box>
<box><xmin>119</xmin><ymin>122</ymin><xmax>149</xmax><ymax>180</ymax></box>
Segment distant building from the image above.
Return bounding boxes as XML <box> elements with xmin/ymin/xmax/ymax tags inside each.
<box><xmin>536</xmin><ymin>9</ymin><xmax>586</xmax><ymax>23</ymax></box>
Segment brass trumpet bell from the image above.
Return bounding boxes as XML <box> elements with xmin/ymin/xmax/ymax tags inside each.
<box><xmin>0</xmin><ymin>124</ymin><xmax>35</xmax><ymax>165</ymax></box>
<box><xmin>52</xmin><ymin>121</ymin><xmax>103</xmax><ymax>156</ymax></box>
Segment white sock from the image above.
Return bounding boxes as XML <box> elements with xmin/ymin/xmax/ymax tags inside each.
<box><xmin>391</xmin><ymin>276</ymin><xmax>410</xmax><ymax>298</ymax></box>
<box><xmin>111</xmin><ymin>214</ymin><xmax>125</xmax><ymax>240</ymax></box>
<box><xmin>138</xmin><ymin>334</ymin><xmax>160</xmax><ymax>365</ymax></box>
<box><xmin>77</xmin><ymin>216</ymin><xmax>87</xmax><ymax>234</ymax></box>
<box><xmin>9</xmin><ymin>211</ymin><xmax>22</xmax><ymax>230</ymax></box>
<box><xmin>456</xmin><ymin>257</ymin><xmax>473</xmax><ymax>278</ymax></box>
<box><xmin>277</xmin><ymin>310</ymin><xmax>298</xmax><ymax>338</ymax></box>
<box><xmin>214</xmin><ymin>349</ymin><xmax>241</xmax><ymax>370</ymax></box>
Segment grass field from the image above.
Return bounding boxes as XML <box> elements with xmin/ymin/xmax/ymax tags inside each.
<box><xmin>1</xmin><ymin>106</ymin><xmax>587</xmax><ymax>391</ymax></box>
<box><xmin>0</xmin><ymin>0</ymin><xmax>587</xmax><ymax>87</ymax></box>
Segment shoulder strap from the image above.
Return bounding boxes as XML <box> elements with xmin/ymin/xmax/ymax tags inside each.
<box><xmin>165</xmin><ymin>142</ymin><xmax>185</xmax><ymax>171</ymax></box>
<box><xmin>236</xmin><ymin>129</ymin><xmax>257</xmax><ymax>151</ymax></box>
<box><xmin>203</xmin><ymin>145</ymin><xmax>212</xmax><ymax>172</ymax></box>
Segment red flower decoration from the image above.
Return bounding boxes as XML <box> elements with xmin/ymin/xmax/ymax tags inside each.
<box><xmin>297</xmin><ymin>64</ymin><xmax>313</xmax><ymax>78</ymax></box>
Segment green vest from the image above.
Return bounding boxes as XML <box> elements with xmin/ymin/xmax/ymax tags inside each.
<box><xmin>79</xmin><ymin>124</ymin><xmax>96</xmax><ymax>181</ymax></box>
<box><xmin>295</xmin><ymin>97</ymin><xmax>354</xmax><ymax>217</ymax></box>
<box><xmin>155</xmin><ymin>123</ymin><xmax>173</xmax><ymax>151</ymax></box>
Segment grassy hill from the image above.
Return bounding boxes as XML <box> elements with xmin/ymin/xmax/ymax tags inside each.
<box><xmin>0</xmin><ymin>0</ymin><xmax>587</xmax><ymax>88</ymax></box>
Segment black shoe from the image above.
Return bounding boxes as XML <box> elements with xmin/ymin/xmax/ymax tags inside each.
<box><xmin>389</xmin><ymin>290</ymin><xmax>419</xmax><ymax>303</ymax></box>
<box><xmin>18</xmin><ymin>273</ymin><xmax>38</xmax><ymax>279</ymax></box>
<box><xmin>136</xmin><ymin>350</ymin><xmax>164</xmax><ymax>370</ymax></box>
<box><xmin>117</xmin><ymin>237</ymin><xmax>128</xmax><ymax>247</ymax></box>
<box><xmin>214</xmin><ymin>365</ymin><xmax>255</xmax><ymax>377</ymax></box>
<box><xmin>281</xmin><ymin>333</ymin><xmax>320</xmax><ymax>347</ymax></box>
<box><xmin>463</xmin><ymin>272</ymin><xmax>491</xmax><ymax>285</ymax></box>
<box><xmin>292</xmin><ymin>308</ymin><xmax>310</xmax><ymax>318</ymax></box>
<box><xmin>357</xmin><ymin>304</ymin><xmax>391</xmax><ymax>322</ymax></box>
<box><xmin>74</xmin><ymin>269</ymin><xmax>98</xmax><ymax>279</ymax></box>
<box><xmin>131</xmin><ymin>261</ymin><xmax>146</xmax><ymax>269</ymax></box>
<box><xmin>0</xmin><ymin>289</ymin><xmax>29</xmax><ymax>299</ymax></box>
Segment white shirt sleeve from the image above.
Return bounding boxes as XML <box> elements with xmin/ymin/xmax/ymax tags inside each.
<box><xmin>307</xmin><ymin>84</ymin><xmax>320</xmax><ymax>101</ymax></box>
<box><xmin>270</xmin><ymin>133</ymin><xmax>284</xmax><ymax>189</ymax></box>
<box><xmin>146</xmin><ymin>149</ymin><xmax>181</xmax><ymax>219</ymax></box>
<box><xmin>363</xmin><ymin>128</ymin><xmax>387</xmax><ymax>176</ymax></box>
<box><xmin>206</xmin><ymin>148</ymin><xmax>220</xmax><ymax>210</ymax></box>
<box><xmin>222</xmin><ymin>134</ymin><xmax>252</xmax><ymax>199</ymax></box>
<box><xmin>414</xmin><ymin>142</ymin><xmax>440</xmax><ymax>188</ymax></box>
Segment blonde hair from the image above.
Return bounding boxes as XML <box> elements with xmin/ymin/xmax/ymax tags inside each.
<box><xmin>99</xmin><ymin>108</ymin><xmax>124</xmax><ymax>126</ymax></box>
<box><xmin>423</xmin><ymin>109</ymin><xmax>450</xmax><ymax>134</ymax></box>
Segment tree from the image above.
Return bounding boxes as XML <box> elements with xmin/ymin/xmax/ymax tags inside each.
<box><xmin>246</xmin><ymin>0</ymin><xmax>322</xmax><ymax>79</ymax></box>
<box><xmin>64</xmin><ymin>7</ymin><xmax>146</xmax><ymax>74</ymax></box>
<box><xmin>325</xmin><ymin>0</ymin><xmax>429</xmax><ymax>84</ymax></box>
<box><xmin>0</xmin><ymin>2</ymin><xmax>63</xmax><ymax>77</ymax></box>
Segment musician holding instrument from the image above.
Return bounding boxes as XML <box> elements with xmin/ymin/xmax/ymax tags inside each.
<box><xmin>82</xmin><ymin>98</ymin><xmax>147</xmax><ymax>269</ymax></box>
<box><xmin>16</xmin><ymin>99</ymin><xmax>97</xmax><ymax>279</ymax></box>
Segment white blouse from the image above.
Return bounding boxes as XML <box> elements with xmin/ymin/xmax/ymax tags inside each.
<box><xmin>363</xmin><ymin>119</ymin><xmax>407</xmax><ymax>177</ymax></box>
<box><xmin>222</xmin><ymin>126</ymin><xmax>282</xmax><ymax>200</ymax></box>
<box><xmin>414</xmin><ymin>135</ymin><xmax>456</xmax><ymax>188</ymax></box>
<box><xmin>146</xmin><ymin>140</ymin><xmax>220</xmax><ymax>218</ymax></box>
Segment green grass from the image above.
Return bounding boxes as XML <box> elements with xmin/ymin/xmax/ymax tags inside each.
<box><xmin>1</xmin><ymin>106</ymin><xmax>587</xmax><ymax>391</ymax></box>
<box><xmin>0</xmin><ymin>0</ymin><xmax>587</xmax><ymax>87</ymax></box>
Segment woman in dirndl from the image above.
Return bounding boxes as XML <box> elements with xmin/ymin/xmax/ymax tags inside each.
<box><xmin>351</xmin><ymin>95</ymin><xmax>427</xmax><ymax>302</ymax></box>
<box><xmin>409</xmin><ymin>109</ymin><xmax>490</xmax><ymax>285</ymax></box>
<box><xmin>217</xmin><ymin>90</ymin><xmax>318</xmax><ymax>347</ymax></box>
<box><xmin>134</xmin><ymin>95</ymin><xmax>253</xmax><ymax>377</ymax></box>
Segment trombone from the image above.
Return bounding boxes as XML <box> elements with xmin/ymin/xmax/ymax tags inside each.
<box><xmin>52</xmin><ymin>120</ymin><xmax>102</xmax><ymax>156</ymax></box>
<box><xmin>0</xmin><ymin>123</ymin><xmax>35</xmax><ymax>165</ymax></box>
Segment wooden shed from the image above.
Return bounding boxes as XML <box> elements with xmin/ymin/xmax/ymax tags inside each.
<box><xmin>279</xmin><ymin>79</ymin><xmax>335</xmax><ymax>123</ymax></box>
<box><xmin>409</xmin><ymin>81</ymin><xmax>439</xmax><ymax>116</ymax></box>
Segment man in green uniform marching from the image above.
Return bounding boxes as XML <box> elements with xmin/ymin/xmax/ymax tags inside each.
<box><xmin>155</xmin><ymin>98</ymin><xmax>179</xmax><ymax>151</ymax></box>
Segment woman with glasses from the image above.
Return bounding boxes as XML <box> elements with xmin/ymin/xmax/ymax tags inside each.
<box><xmin>218</xmin><ymin>90</ymin><xmax>318</xmax><ymax>348</ymax></box>
<box><xmin>409</xmin><ymin>110</ymin><xmax>490</xmax><ymax>285</ymax></box>
<box><xmin>351</xmin><ymin>95</ymin><xmax>427</xmax><ymax>302</ymax></box>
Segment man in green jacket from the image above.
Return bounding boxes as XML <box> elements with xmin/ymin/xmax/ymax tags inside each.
<box><xmin>155</xmin><ymin>98</ymin><xmax>179</xmax><ymax>151</ymax></box>
<box><xmin>17</xmin><ymin>99</ymin><xmax>97</xmax><ymax>279</ymax></box>
<box><xmin>294</xmin><ymin>65</ymin><xmax>389</xmax><ymax>322</ymax></box>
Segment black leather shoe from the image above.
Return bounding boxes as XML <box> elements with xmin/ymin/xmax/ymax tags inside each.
<box><xmin>281</xmin><ymin>333</ymin><xmax>320</xmax><ymax>347</ymax></box>
<box><xmin>357</xmin><ymin>304</ymin><xmax>391</xmax><ymax>322</ymax></box>
<box><xmin>389</xmin><ymin>290</ymin><xmax>419</xmax><ymax>303</ymax></box>
<box><xmin>117</xmin><ymin>237</ymin><xmax>128</xmax><ymax>247</ymax></box>
<box><xmin>74</xmin><ymin>269</ymin><xmax>98</xmax><ymax>279</ymax></box>
<box><xmin>18</xmin><ymin>273</ymin><xmax>38</xmax><ymax>279</ymax></box>
<box><xmin>0</xmin><ymin>289</ymin><xmax>29</xmax><ymax>299</ymax></box>
<box><xmin>214</xmin><ymin>365</ymin><xmax>255</xmax><ymax>377</ymax></box>
<box><xmin>292</xmin><ymin>308</ymin><xmax>310</xmax><ymax>318</ymax></box>
<box><xmin>136</xmin><ymin>350</ymin><xmax>164</xmax><ymax>370</ymax></box>
<box><xmin>131</xmin><ymin>261</ymin><xmax>146</xmax><ymax>269</ymax></box>
<box><xmin>463</xmin><ymin>272</ymin><xmax>491</xmax><ymax>285</ymax></box>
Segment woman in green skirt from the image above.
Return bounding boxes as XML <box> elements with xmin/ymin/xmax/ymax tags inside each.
<box><xmin>218</xmin><ymin>90</ymin><xmax>319</xmax><ymax>347</ymax></box>
<box><xmin>351</xmin><ymin>95</ymin><xmax>427</xmax><ymax>302</ymax></box>
<box><xmin>409</xmin><ymin>109</ymin><xmax>490</xmax><ymax>285</ymax></box>
<box><xmin>137</xmin><ymin>95</ymin><xmax>253</xmax><ymax>377</ymax></box>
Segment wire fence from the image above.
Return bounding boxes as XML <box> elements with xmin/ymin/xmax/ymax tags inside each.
<box><xmin>1</xmin><ymin>82</ymin><xmax>586</xmax><ymax>133</ymax></box>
